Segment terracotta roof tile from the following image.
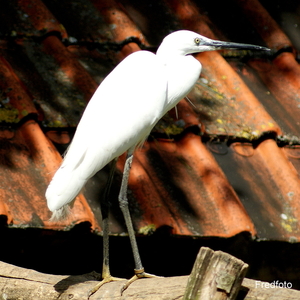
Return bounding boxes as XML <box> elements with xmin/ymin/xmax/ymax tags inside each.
<box><xmin>233</xmin><ymin>0</ymin><xmax>294</xmax><ymax>51</ymax></box>
<box><xmin>0</xmin><ymin>120</ymin><xmax>97</xmax><ymax>229</ymax></box>
<box><xmin>0</xmin><ymin>38</ymin><xmax>97</xmax><ymax>127</ymax></box>
<box><xmin>212</xmin><ymin>139</ymin><xmax>300</xmax><ymax>241</ymax></box>
<box><xmin>249</xmin><ymin>53</ymin><xmax>300</xmax><ymax>136</ymax></box>
<box><xmin>0</xmin><ymin>0</ymin><xmax>67</xmax><ymax>38</ymax></box>
<box><xmin>127</xmin><ymin>133</ymin><xmax>256</xmax><ymax>237</ymax></box>
<box><xmin>0</xmin><ymin>0</ymin><xmax>299</xmax><ymax>243</ymax></box>
<box><xmin>191</xmin><ymin>51</ymin><xmax>280</xmax><ymax>137</ymax></box>
<box><xmin>0</xmin><ymin>56</ymin><xmax>37</xmax><ymax>122</ymax></box>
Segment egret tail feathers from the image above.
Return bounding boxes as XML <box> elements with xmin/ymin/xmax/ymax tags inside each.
<box><xmin>46</xmin><ymin>163</ymin><xmax>87</xmax><ymax>213</ymax></box>
<box><xmin>49</xmin><ymin>205</ymin><xmax>73</xmax><ymax>221</ymax></box>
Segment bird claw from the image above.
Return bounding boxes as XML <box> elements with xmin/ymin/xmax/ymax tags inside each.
<box><xmin>121</xmin><ymin>268</ymin><xmax>162</xmax><ymax>294</ymax></box>
<box><xmin>88</xmin><ymin>269</ymin><xmax>161</xmax><ymax>297</ymax></box>
<box><xmin>88</xmin><ymin>275</ymin><xmax>124</xmax><ymax>298</ymax></box>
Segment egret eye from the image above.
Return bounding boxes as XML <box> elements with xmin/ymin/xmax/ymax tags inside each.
<box><xmin>194</xmin><ymin>37</ymin><xmax>201</xmax><ymax>45</ymax></box>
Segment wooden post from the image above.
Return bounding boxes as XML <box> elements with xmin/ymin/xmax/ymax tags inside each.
<box><xmin>183</xmin><ymin>247</ymin><xmax>249</xmax><ymax>300</ymax></box>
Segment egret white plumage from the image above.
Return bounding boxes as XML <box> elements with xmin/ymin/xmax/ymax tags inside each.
<box><xmin>46</xmin><ymin>30</ymin><xmax>269</xmax><ymax>295</ymax></box>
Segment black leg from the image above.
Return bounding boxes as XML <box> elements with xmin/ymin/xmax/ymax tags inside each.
<box><xmin>88</xmin><ymin>158</ymin><xmax>123</xmax><ymax>297</ymax></box>
<box><xmin>101</xmin><ymin>158</ymin><xmax>117</xmax><ymax>279</ymax></box>
<box><xmin>118</xmin><ymin>153</ymin><xmax>160</xmax><ymax>293</ymax></box>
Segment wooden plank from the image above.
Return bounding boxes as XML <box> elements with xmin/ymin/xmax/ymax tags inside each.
<box><xmin>0</xmin><ymin>247</ymin><xmax>300</xmax><ymax>299</ymax></box>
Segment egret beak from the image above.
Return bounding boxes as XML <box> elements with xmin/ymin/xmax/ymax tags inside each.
<box><xmin>203</xmin><ymin>39</ymin><xmax>270</xmax><ymax>51</ymax></box>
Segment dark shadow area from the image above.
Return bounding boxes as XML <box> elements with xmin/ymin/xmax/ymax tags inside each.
<box><xmin>0</xmin><ymin>225</ymin><xmax>300</xmax><ymax>290</ymax></box>
<box><xmin>236</xmin><ymin>286</ymin><xmax>250</xmax><ymax>300</ymax></box>
<box><xmin>53</xmin><ymin>272</ymin><xmax>101</xmax><ymax>295</ymax></box>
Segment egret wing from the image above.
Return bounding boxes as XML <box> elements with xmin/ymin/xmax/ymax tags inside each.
<box><xmin>46</xmin><ymin>51</ymin><xmax>168</xmax><ymax>211</ymax></box>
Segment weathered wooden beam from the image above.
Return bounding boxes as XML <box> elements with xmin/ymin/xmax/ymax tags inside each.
<box><xmin>0</xmin><ymin>247</ymin><xmax>300</xmax><ymax>299</ymax></box>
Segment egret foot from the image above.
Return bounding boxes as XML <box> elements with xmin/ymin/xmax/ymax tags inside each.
<box><xmin>121</xmin><ymin>268</ymin><xmax>162</xmax><ymax>294</ymax></box>
<box><xmin>88</xmin><ymin>275</ymin><xmax>124</xmax><ymax>298</ymax></box>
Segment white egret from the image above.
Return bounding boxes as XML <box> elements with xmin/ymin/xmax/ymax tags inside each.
<box><xmin>46</xmin><ymin>30</ymin><xmax>269</xmax><ymax>295</ymax></box>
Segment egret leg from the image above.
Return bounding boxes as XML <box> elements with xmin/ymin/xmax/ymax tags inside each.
<box><xmin>88</xmin><ymin>158</ymin><xmax>124</xmax><ymax>297</ymax></box>
<box><xmin>119</xmin><ymin>153</ymin><xmax>159</xmax><ymax>293</ymax></box>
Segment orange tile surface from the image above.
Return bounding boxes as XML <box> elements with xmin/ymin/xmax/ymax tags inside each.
<box><xmin>0</xmin><ymin>120</ymin><xmax>96</xmax><ymax>229</ymax></box>
<box><xmin>0</xmin><ymin>0</ymin><xmax>299</xmax><ymax>242</ymax></box>
<box><xmin>126</xmin><ymin>133</ymin><xmax>256</xmax><ymax>237</ymax></box>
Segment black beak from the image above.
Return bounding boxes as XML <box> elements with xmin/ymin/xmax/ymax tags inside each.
<box><xmin>204</xmin><ymin>39</ymin><xmax>270</xmax><ymax>51</ymax></box>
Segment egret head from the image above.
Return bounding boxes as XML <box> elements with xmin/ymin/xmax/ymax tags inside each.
<box><xmin>156</xmin><ymin>30</ymin><xmax>270</xmax><ymax>57</ymax></box>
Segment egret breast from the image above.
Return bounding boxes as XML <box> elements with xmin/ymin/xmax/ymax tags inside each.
<box><xmin>163</xmin><ymin>55</ymin><xmax>201</xmax><ymax>112</ymax></box>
